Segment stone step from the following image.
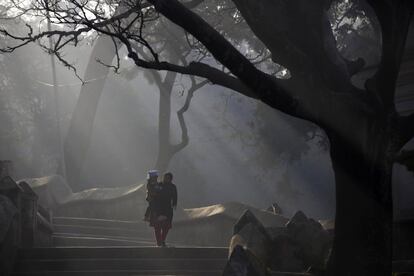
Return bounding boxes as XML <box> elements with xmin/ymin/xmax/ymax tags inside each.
<box><xmin>53</xmin><ymin>232</ymin><xmax>154</xmax><ymax>243</ymax></box>
<box><xmin>270</xmin><ymin>272</ymin><xmax>313</xmax><ymax>276</ymax></box>
<box><xmin>53</xmin><ymin>224</ymin><xmax>151</xmax><ymax>239</ymax></box>
<box><xmin>12</xmin><ymin>270</ymin><xmax>223</xmax><ymax>276</ymax></box>
<box><xmin>52</xmin><ymin>224</ymin><xmax>192</xmax><ymax>248</ymax></box>
<box><xmin>14</xmin><ymin>258</ymin><xmax>227</xmax><ymax>273</ymax></box>
<box><xmin>14</xmin><ymin>247</ymin><xmax>313</xmax><ymax>276</ymax></box>
<box><xmin>52</xmin><ymin>235</ymin><xmax>155</xmax><ymax>247</ymax></box>
<box><xmin>13</xmin><ymin>272</ymin><xmax>311</xmax><ymax>276</ymax></box>
<box><xmin>51</xmin><ymin>217</ymin><xmax>211</xmax><ymax>248</ymax></box>
<box><xmin>12</xmin><ymin>271</ymin><xmax>311</xmax><ymax>276</ymax></box>
<box><xmin>17</xmin><ymin>247</ymin><xmax>229</xmax><ymax>260</ymax></box>
<box><xmin>52</xmin><ymin>217</ymin><xmax>145</xmax><ymax>230</ymax></box>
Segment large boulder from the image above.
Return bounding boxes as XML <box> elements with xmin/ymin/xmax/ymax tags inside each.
<box><xmin>184</xmin><ymin>202</ymin><xmax>288</xmax><ymax>227</ymax></box>
<box><xmin>267</xmin><ymin>227</ymin><xmax>307</xmax><ymax>272</ymax></box>
<box><xmin>266</xmin><ymin>211</ymin><xmax>332</xmax><ymax>272</ymax></box>
<box><xmin>286</xmin><ymin>211</ymin><xmax>332</xmax><ymax>270</ymax></box>
<box><xmin>169</xmin><ymin>202</ymin><xmax>288</xmax><ymax>247</ymax></box>
<box><xmin>228</xmin><ymin>210</ymin><xmax>332</xmax><ymax>273</ymax></box>
<box><xmin>223</xmin><ymin>245</ymin><xmax>268</xmax><ymax>276</ymax></box>
<box><xmin>230</xmin><ymin>210</ymin><xmax>273</xmax><ymax>264</ymax></box>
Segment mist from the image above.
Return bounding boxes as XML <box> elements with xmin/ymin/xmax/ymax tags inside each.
<box><xmin>0</xmin><ymin>2</ymin><xmax>413</xmax><ymax>223</ymax></box>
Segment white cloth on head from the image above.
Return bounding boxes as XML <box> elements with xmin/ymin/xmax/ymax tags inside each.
<box><xmin>147</xmin><ymin>170</ymin><xmax>159</xmax><ymax>179</ymax></box>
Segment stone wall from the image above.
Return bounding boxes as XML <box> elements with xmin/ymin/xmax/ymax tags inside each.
<box><xmin>0</xmin><ymin>195</ymin><xmax>18</xmax><ymax>276</ymax></box>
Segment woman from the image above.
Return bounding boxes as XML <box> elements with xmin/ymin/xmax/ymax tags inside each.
<box><xmin>149</xmin><ymin>172</ymin><xmax>177</xmax><ymax>247</ymax></box>
<box><xmin>143</xmin><ymin>170</ymin><xmax>160</xmax><ymax>222</ymax></box>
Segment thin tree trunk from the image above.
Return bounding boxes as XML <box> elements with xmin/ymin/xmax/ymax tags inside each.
<box><xmin>64</xmin><ymin>35</ymin><xmax>115</xmax><ymax>191</ymax></box>
<box><xmin>154</xmin><ymin>70</ymin><xmax>176</xmax><ymax>172</ymax></box>
<box><xmin>152</xmin><ymin>66</ymin><xmax>200</xmax><ymax>173</ymax></box>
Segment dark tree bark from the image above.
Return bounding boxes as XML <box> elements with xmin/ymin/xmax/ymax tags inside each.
<box><xmin>325</xmin><ymin>110</ymin><xmax>396</xmax><ymax>275</ymax></box>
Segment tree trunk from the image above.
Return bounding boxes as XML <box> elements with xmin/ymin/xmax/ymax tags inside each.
<box><xmin>154</xmin><ymin>70</ymin><xmax>176</xmax><ymax>172</ymax></box>
<box><xmin>64</xmin><ymin>35</ymin><xmax>115</xmax><ymax>191</ymax></box>
<box><xmin>327</xmin><ymin>123</ymin><xmax>394</xmax><ymax>276</ymax></box>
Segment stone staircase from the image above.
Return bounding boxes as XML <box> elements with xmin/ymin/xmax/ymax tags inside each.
<box><xmin>11</xmin><ymin>216</ymin><xmax>312</xmax><ymax>276</ymax></box>
<box><xmin>12</xmin><ymin>247</ymin><xmax>228</xmax><ymax>276</ymax></box>
<box><xmin>12</xmin><ymin>216</ymin><xmax>227</xmax><ymax>275</ymax></box>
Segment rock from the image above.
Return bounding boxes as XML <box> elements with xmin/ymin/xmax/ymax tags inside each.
<box><xmin>222</xmin><ymin>245</ymin><xmax>268</xmax><ymax>276</ymax></box>
<box><xmin>263</xmin><ymin>211</ymin><xmax>332</xmax><ymax>272</ymax></box>
<box><xmin>285</xmin><ymin>211</ymin><xmax>332</xmax><ymax>270</ymax></box>
<box><xmin>230</xmin><ymin>210</ymin><xmax>273</xmax><ymax>264</ymax></box>
<box><xmin>286</xmin><ymin>211</ymin><xmax>309</xmax><ymax>231</ymax></box>
<box><xmin>266</xmin><ymin>226</ymin><xmax>288</xmax><ymax>240</ymax></box>
<box><xmin>270</xmin><ymin>234</ymin><xmax>307</xmax><ymax>272</ymax></box>
<box><xmin>186</xmin><ymin>202</ymin><xmax>288</xmax><ymax>227</ymax></box>
<box><xmin>266</xmin><ymin>203</ymin><xmax>283</xmax><ymax>215</ymax></box>
<box><xmin>227</xmin><ymin>210</ymin><xmax>331</xmax><ymax>273</ymax></box>
<box><xmin>265</xmin><ymin>226</ymin><xmax>306</xmax><ymax>271</ymax></box>
<box><xmin>318</xmin><ymin>219</ymin><xmax>335</xmax><ymax>234</ymax></box>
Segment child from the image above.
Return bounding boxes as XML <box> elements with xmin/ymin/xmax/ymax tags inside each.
<box><xmin>143</xmin><ymin>170</ymin><xmax>159</xmax><ymax>222</ymax></box>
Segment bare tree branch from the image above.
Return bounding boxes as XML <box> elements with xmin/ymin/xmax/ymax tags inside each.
<box><xmin>172</xmin><ymin>78</ymin><xmax>209</xmax><ymax>154</ymax></box>
<box><xmin>128</xmin><ymin>51</ymin><xmax>256</xmax><ymax>98</ymax></box>
<box><xmin>145</xmin><ymin>0</ymin><xmax>308</xmax><ymax>120</ymax></box>
<box><xmin>0</xmin><ymin>6</ymin><xmax>138</xmax><ymax>52</ymax></box>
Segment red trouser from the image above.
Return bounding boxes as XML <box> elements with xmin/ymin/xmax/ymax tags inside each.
<box><xmin>154</xmin><ymin>224</ymin><xmax>170</xmax><ymax>245</ymax></box>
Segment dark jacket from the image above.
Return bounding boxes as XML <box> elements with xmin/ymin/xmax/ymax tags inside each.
<box><xmin>146</xmin><ymin>181</ymin><xmax>161</xmax><ymax>202</ymax></box>
<box><xmin>150</xmin><ymin>182</ymin><xmax>177</xmax><ymax>227</ymax></box>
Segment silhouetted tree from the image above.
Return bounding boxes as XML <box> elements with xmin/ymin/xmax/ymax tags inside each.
<box><xmin>64</xmin><ymin>22</ymin><xmax>206</xmax><ymax>189</ymax></box>
<box><xmin>63</xmin><ymin>0</ymin><xmax>276</xmax><ymax>189</ymax></box>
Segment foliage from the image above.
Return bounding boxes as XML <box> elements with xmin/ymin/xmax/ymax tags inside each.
<box><xmin>0</xmin><ymin>12</ymin><xmax>60</xmax><ymax>176</ymax></box>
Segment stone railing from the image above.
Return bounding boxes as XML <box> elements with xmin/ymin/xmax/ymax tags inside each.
<box><xmin>0</xmin><ymin>162</ymin><xmax>54</xmax><ymax>275</ymax></box>
<box><xmin>0</xmin><ymin>195</ymin><xmax>19</xmax><ymax>276</ymax></box>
